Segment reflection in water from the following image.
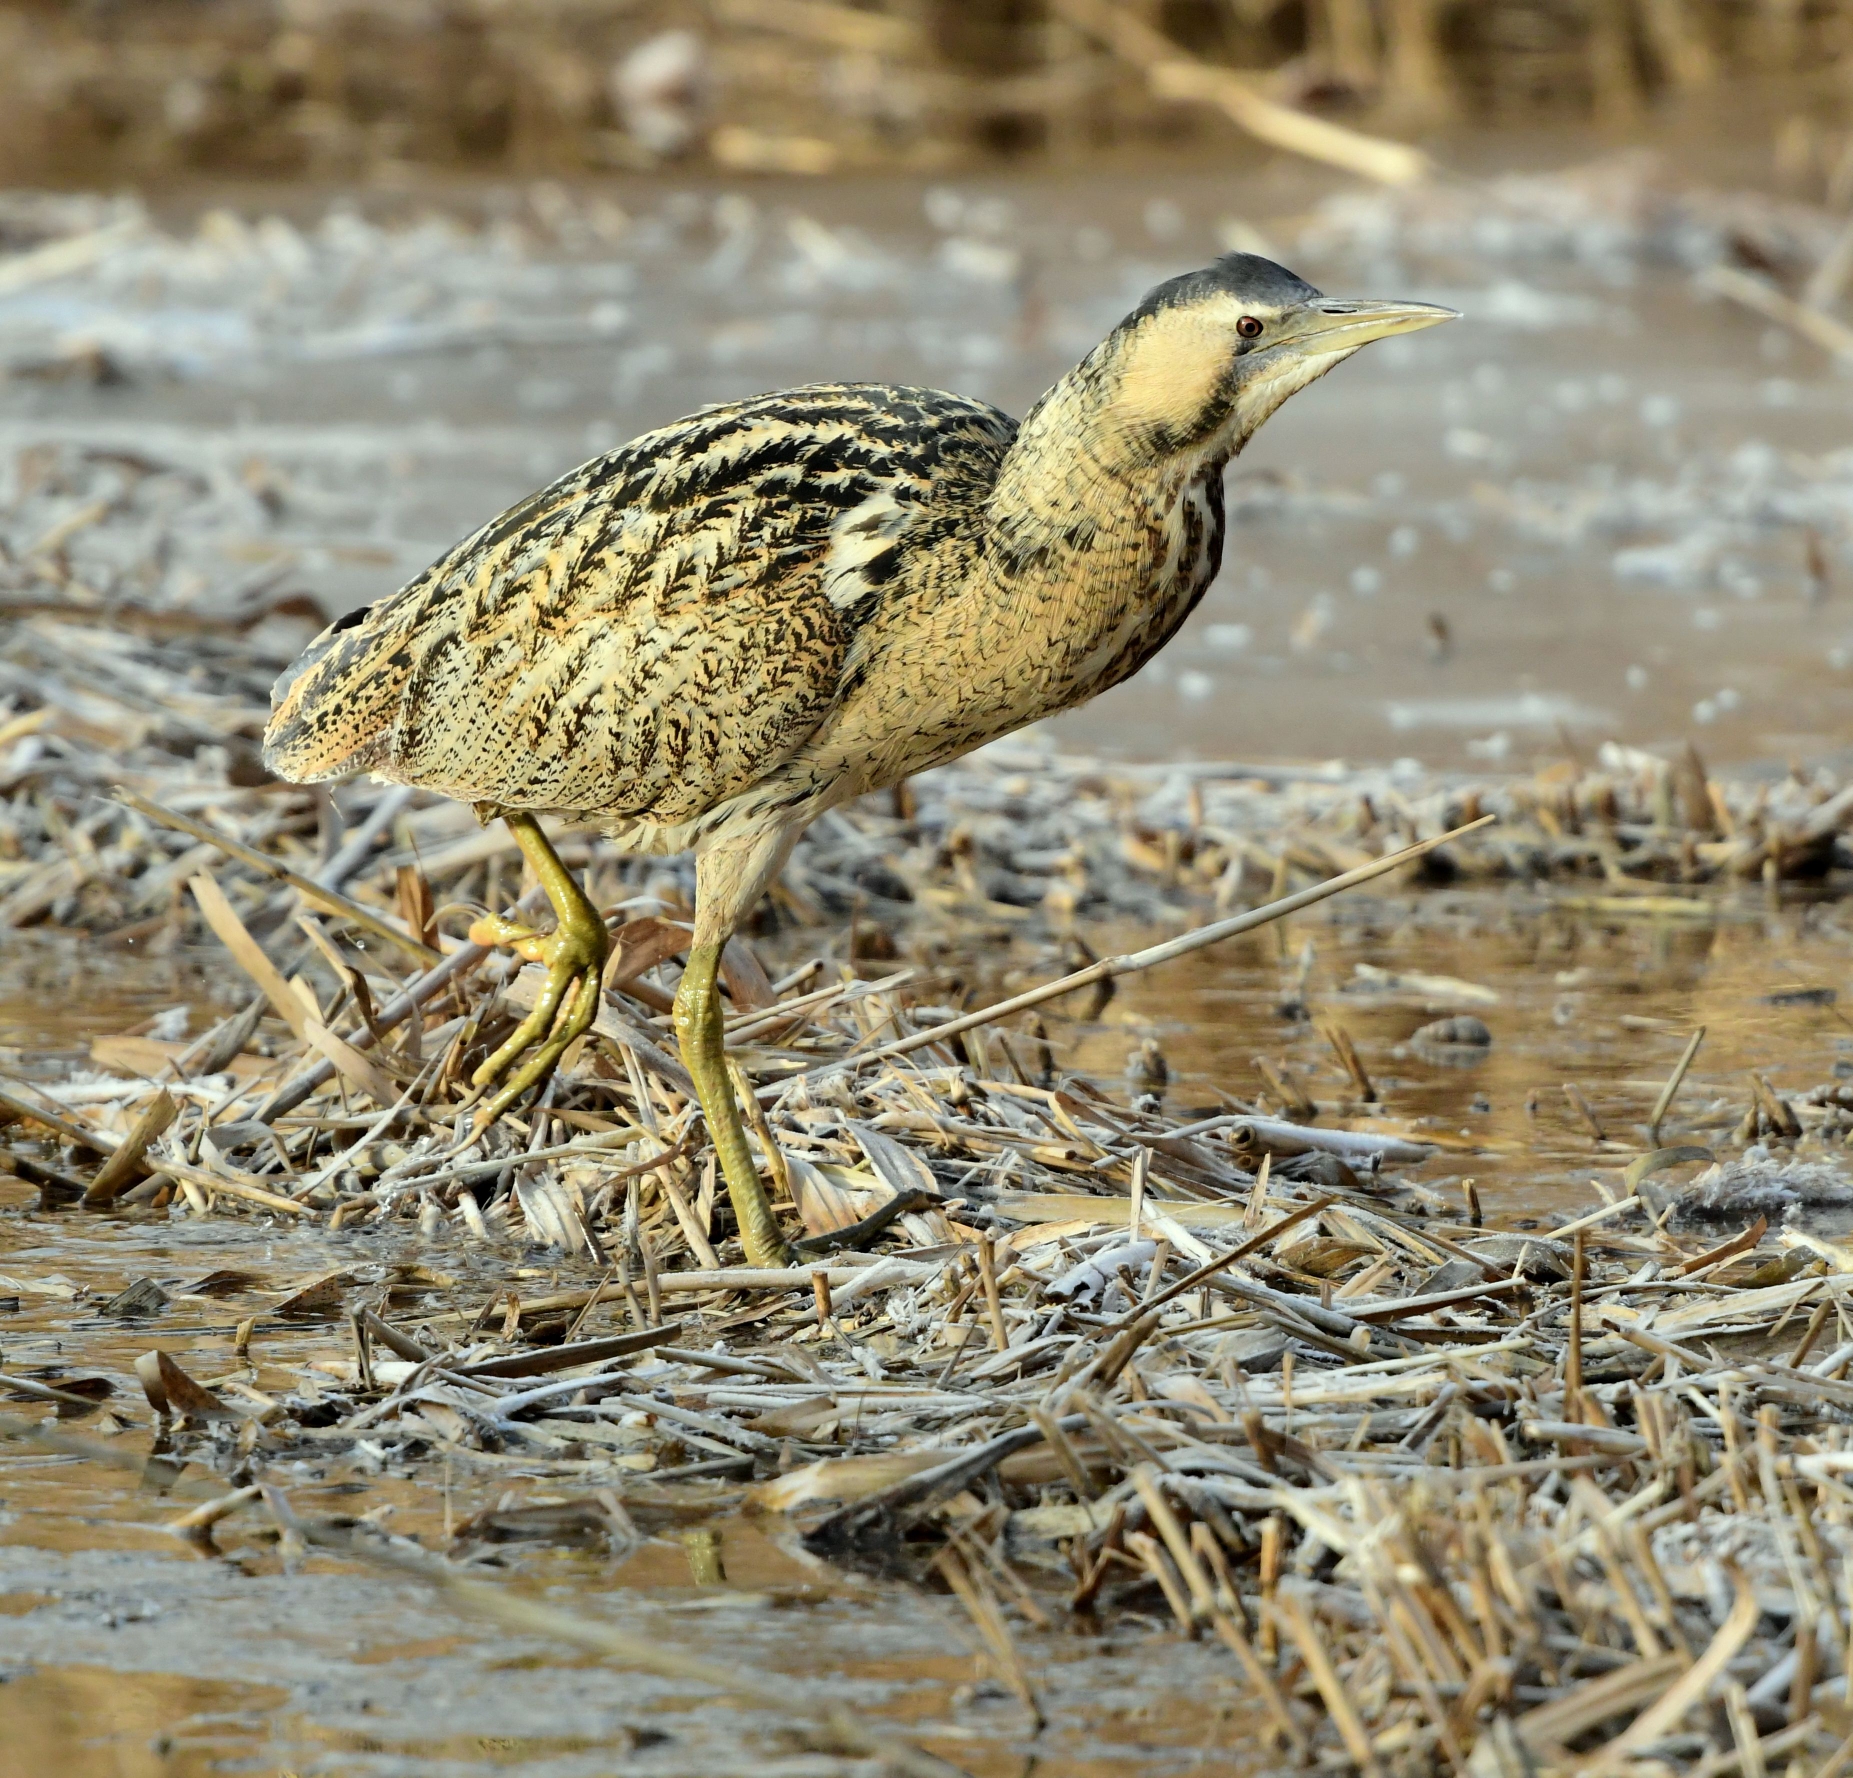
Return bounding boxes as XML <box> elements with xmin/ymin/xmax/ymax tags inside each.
<box><xmin>680</xmin><ymin>1525</ymin><xmax>727</xmax><ymax>1586</ymax></box>
<box><xmin>0</xmin><ymin>931</ymin><xmax>230</xmax><ymax>1068</ymax></box>
<box><xmin>1048</xmin><ymin>885</ymin><xmax>1853</xmax><ymax>1222</ymax></box>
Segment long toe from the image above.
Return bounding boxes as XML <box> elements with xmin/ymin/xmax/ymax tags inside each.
<box><xmin>470</xmin><ymin>954</ymin><xmax>575</xmax><ymax>1091</ymax></box>
<box><xmin>466</xmin><ymin>914</ymin><xmax>610</xmax><ymax>1123</ymax></box>
<box><xmin>468</xmin><ymin>963</ymin><xmax>604</xmax><ymax>1131</ymax></box>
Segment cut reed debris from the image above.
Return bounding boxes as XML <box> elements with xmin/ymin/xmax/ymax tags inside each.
<box><xmin>5</xmin><ymin>451</ymin><xmax>1853</xmax><ymax>1773</ymax></box>
<box><xmin>5</xmin><ymin>775</ymin><xmax>1851</xmax><ymax>1774</ymax></box>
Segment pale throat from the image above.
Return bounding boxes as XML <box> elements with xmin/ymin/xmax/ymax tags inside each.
<box><xmin>962</xmin><ymin>396</ymin><xmax>1222</xmax><ymax>660</ymax></box>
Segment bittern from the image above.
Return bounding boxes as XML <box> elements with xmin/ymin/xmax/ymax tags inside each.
<box><xmin>264</xmin><ymin>252</ymin><xmax>1455</xmax><ymax>1268</ymax></box>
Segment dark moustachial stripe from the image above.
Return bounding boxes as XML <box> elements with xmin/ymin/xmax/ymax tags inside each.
<box><xmin>261</xmin><ymin>256</ymin><xmax>1371</xmax><ymax>850</ymax></box>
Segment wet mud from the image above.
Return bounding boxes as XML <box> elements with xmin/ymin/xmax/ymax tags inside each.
<box><xmin>6</xmin><ymin>119</ymin><xmax>1853</xmax><ymax>1777</ymax></box>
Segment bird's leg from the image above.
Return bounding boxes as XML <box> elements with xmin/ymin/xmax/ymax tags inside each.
<box><xmin>465</xmin><ymin>812</ymin><xmax>609</xmax><ymax>1130</ymax></box>
<box><xmin>673</xmin><ymin>941</ymin><xmax>791</xmax><ymax>1269</ymax></box>
<box><xmin>673</xmin><ymin>828</ymin><xmax>801</xmax><ymax>1267</ymax></box>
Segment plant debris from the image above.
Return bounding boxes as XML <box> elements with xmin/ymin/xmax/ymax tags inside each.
<box><xmin>4</xmin><ymin>695</ymin><xmax>1853</xmax><ymax>1772</ymax></box>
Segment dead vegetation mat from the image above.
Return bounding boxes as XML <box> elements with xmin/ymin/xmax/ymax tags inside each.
<box><xmin>4</xmin><ymin>454</ymin><xmax>1853</xmax><ymax>1771</ymax></box>
<box><xmin>6</xmin><ymin>861</ymin><xmax>1853</xmax><ymax>1776</ymax></box>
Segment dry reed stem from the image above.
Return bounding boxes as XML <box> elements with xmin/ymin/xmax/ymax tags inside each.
<box><xmin>4</xmin><ymin>650</ymin><xmax>1853</xmax><ymax>1775</ymax></box>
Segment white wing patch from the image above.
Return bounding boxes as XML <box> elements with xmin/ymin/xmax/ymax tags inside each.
<box><xmin>819</xmin><ymin>489</ymin><xmax>909</xmax><ymax>611</ymax></box>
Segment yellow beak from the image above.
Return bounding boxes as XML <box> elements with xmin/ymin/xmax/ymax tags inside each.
<box><xmin>1291</xmin><ymin>298</ymin><xmax>1461</xmax><ymax>351</ymax></box>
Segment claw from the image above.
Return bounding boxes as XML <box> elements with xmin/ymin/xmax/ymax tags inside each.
<box><xmin>469</xmin><ymin>964</ymin><xmax>604</xmax><ymax>1134</ymax></box>
<box><xmin>463</xmin><ymin>813</ymin><xmax>610</xmax><ymax>1134</ymax></box>
<box><xmin>467</xmin><ymin>911</ymin><xmax>553</xmax><ymax>962</ymax></box>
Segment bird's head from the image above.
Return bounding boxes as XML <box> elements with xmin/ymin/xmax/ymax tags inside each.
<box><xmin>1095</xmin><ymin>252</ymin><xmax>1458</xmax><ymax>460</ymax></box>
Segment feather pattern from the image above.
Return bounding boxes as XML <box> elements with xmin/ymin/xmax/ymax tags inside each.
<box><xmin>265</xmin><ymin>385</ymin><xmax>1017</xmax><ymax>825</ymax></box>
<box><xmin>264</xmin><ymin>254</ymin><xmax>1426</xmax><ymax>863</ymax></box>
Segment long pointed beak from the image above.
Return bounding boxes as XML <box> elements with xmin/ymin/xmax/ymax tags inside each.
<box><xmin>1294</xmin><ymin>298</ymin><xmax>1461</xmax><ymax>351</ymax></box>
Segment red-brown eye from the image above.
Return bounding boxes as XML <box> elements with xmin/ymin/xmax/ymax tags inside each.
<box><xmin>1237</xmin><ymin>316</ymin><xmax>1264</xmax><ymax>339</ymax></box>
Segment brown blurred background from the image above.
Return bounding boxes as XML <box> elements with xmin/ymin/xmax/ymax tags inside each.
<box><xmin>0</xmin><ymin>2</ymin><xmax>1848</xmax><ymax>190</ymax></box>
<box><xmin>2</xmin><ymin>3</ymin><xmax>1852</xmax><ymax>774</ymax></box>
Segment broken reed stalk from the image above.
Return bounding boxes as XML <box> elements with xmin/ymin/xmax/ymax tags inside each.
<box><xmin>258</xmin><ymin>884</ymin><xmax>550</xmax><ymax>1121</ymax></box>
<box><xmin>114</xmin><ymin>784</ymin><xmax>442</xmax><ymax>965</ymax></box>
<box><xmin>1096</xmin><ymin>1194</ymin><xmax>1334</xmax><ymax>1335</ymax></box>
<box><xmin>1318</xmin><ymin>1019</ymin><xmax>1375</xmax><ymax>1101</ymax></box>
<box><xmin>934</xmin><ymin>1538</ymin><xmax>1045</xmax><ymax>1729</ymax></box>
<box><xmin>81</xmin><ymin>1087</ymin><xmax>177</xmax><ymax>1205</ymax></box>
<box><xmin>1650</xmin><ymin>1025</ymin><xmax>1707</xmax><ymax>1147</ymax></box>
<box><xmin>0</xmin><ymin>1077</ymin><xmax>118</xmax><ymax>1152</ymax></box>
<box><xmin>1568</xmin><ymin>1228</ymin><xmax>1587</xmax><ymax>1422</ymax></box>
<box><xmin>1274</xmin><ymin>1586</ymin><xmax>1385</xmax><ymax>1777</ymax></box>
<box><xmin>977</xmin><ymin>1233</ymin><xmax>1008</xmax><ymax>1353</ymax></box>
<box><xmin>1564</xmin><ymin>1080</ymin><xmax>1607</xmax><ymax>1142</ymax></box>
<box><xmin>815</xmin><ymin>813</ymin><xmax>1495</xmax><ymax>1080</ymax></box>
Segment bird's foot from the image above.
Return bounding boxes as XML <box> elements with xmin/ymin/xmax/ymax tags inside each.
<box><xmin>465</xmin><ymin>910</ymin><xmax>555</xmax><ymax>962</ymax></box>
<box><xmin>465</xmin><ymin>905</ymin><xmax>609</xmax><ymax>1133</ymax></box>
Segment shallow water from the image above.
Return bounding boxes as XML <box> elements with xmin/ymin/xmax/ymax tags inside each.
<box><xmin>5</xmin><ymin>146</ymin><xmax>1851</xmax><ymax>776</ymax></box>
<box><xmin>12</xmin><ymin>880</ymin><xmax>1853</xmax><ymax>1227</ymax></box>
<box><xmin>0</xmin><ymin>1209</ymin><xmax>1256</xmax><ymax>1776</ymax></box>
<box><xmin>0</xmin><ymin>1308</ymin><xmax>1254</xmax><ymax>1777</ymax></box>
<box><xmin>1078</xmin><ymin>882</ymin><xmax>1853</xmax><ymax>1225</ymax></box>
<box><xmin>5</xmin><ymin>878</ymin><xmax>1852</xmax><ymax>1774</ymax></box>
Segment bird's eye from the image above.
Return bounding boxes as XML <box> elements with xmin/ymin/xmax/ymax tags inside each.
<box><xmin>1237</xmin><ymin>316</ymin><xmax>1265</xmax><ymax>339</ymax></box>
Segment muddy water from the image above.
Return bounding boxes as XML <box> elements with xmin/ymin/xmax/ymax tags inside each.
<box><xmin>0</xmin><ymin>1205</ymin><xmax>1254</xmax><ymax>1777</ymax></box>
<box><xmin>1079</xmin><ymin>883</ymin><xmax>1853</xmax><ymax>1227</ymax></box>
<box><xmin>0</xmin><ymin>938</ymin><xmax>226</xmax><ymax>1063</ymax></box>
<box><xmin>5</xmin><ymin>151</ymin><xmax>1851</xmax><ymax>774</ymax></box>
<box><xmin>5</xmin><ymin>883</ymin><xmax>1852</xmax><ymax>1773</ymax></box>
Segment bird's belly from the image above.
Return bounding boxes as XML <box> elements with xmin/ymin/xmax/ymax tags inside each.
<box><xmin>806</xmin><ymin>571</ymin><xmax>1212</xmax><ymax>800</ymax></box>
<box><xmin>753</xmin><ymin>472</ymin><xmax>1224</xmax><ymax>812</ymax></box>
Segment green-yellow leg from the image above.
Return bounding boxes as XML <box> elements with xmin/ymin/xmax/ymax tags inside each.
<box><xmin>673</xmin><ymin>941</ymin><xmax>791</xmax><ymax>1269</ymax></box>
<box><xmin>466</xmin><ymin>812</ymin><xmax>609</xmax><ymax>1133</ymax></box>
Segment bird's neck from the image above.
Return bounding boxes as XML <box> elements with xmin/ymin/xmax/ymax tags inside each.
<box><xmin>985</xmin><ymin>342</ymin><xmax>1230</xmax><ymax>570</ymax></box>
<box><xmin>798</xmin><ymin>359</ymin><xmax>1234</xmax><ymax>796</ymax></box>
<box><xmin>978</xmin><ymin>354</ymin><xmax>1233</xmax><ymax>631</ymax></box>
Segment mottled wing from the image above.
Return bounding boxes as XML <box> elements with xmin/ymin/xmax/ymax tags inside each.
<box><xmin>263</xmin><ymin>385</ymin><xmax>1014</xmax><ymax>825</ymax></box>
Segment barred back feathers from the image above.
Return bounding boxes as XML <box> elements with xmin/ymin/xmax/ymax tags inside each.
<box><xmin>265</xmin><ymin>254</ymin><xmax>1453</xmax><ymax>854</ymax></box>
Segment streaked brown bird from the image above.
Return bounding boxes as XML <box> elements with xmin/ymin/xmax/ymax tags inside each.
<box><xmin>264</xmin><ymin>253</ymin><xmax>1455</xmax><ymax>1268</ymax></box>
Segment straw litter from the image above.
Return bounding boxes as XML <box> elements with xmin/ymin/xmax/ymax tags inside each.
<box><xmin>4</xmin><ymin>630</ymin><xmax>1853</xmax><ymax>1771</ymax></box>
